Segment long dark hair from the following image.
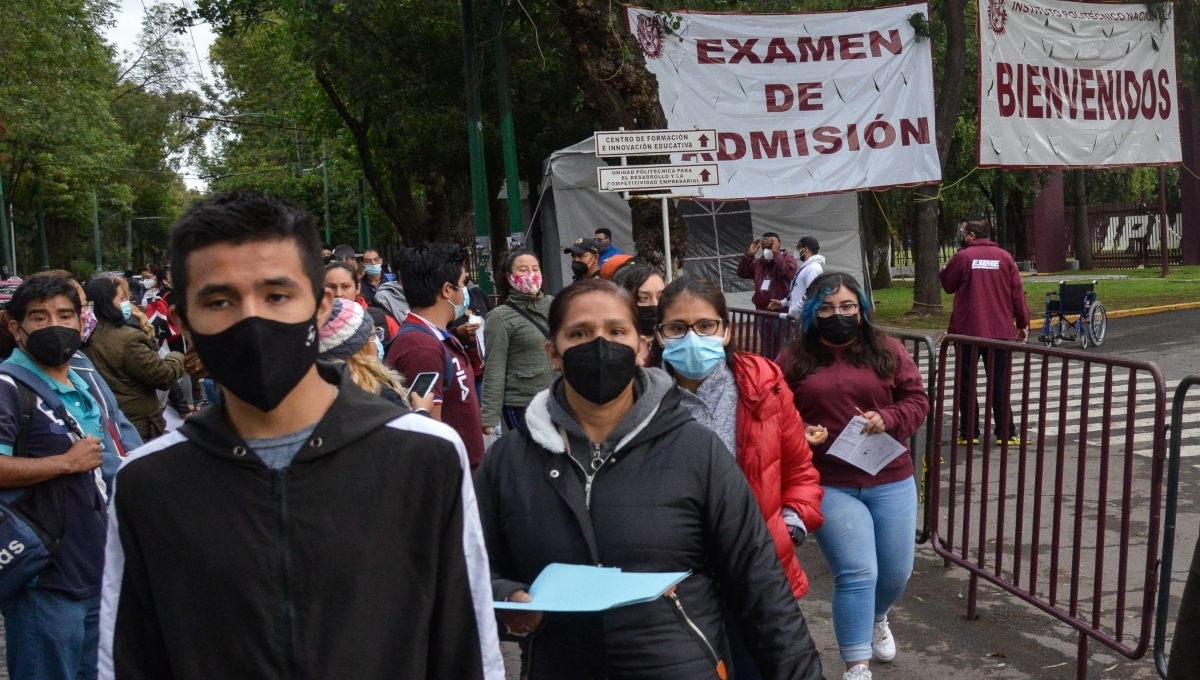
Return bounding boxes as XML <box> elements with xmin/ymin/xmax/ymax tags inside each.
<box><xmin>496</xmin><ymin>248</ymin><xmax>539</xmax><ymax>300</ymax></box>
<box><xmin>547</xmin><ymin>278</ymin><xmax>637</xmax><ymax>340</ymax></box>
<box><xmin>85</xmin><ymin>277</ymin><xmax>125</xmax><ymax>327</ymax></box>
<box><xmin>781</xmin><ymin>272</ymin><xmax>896</xmax><ymax>382</ymax></box>
<box><xmin>325</xmin><ymin>260</ymin><xmax>359</xmax><ymax>283</ymax></box>
<box><xmin>613</xmin><ymin>264</ymin><xmax>659</xmax><ymax>301</ymax></box>
<box><xmin>651</xmin><ymin>275</ymin><xmax>735</xmax><ymax>371</ymax></box>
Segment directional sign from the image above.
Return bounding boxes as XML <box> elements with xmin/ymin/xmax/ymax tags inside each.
<box><xmin>594</xmin><ymin>129</ymin><xmax>717</xmax><ymax>158</ymax></box>
<box><xmin>597</xmin><ymin>163</ymin><xmax>719</xmax><ymax>193</ymax></box>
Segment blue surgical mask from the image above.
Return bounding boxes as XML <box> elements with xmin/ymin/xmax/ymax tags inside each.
<box><xmin>450</xmin><ymin>285</ymin><xmax>470</xmax><ymax>319</ymax></box>
<box><xmin>661</xmin><ymin>330</ymin><xmax>727</xmax><ymax>380</ymax></box>
<box><xmin>375</xmin><ymin>338</ymin><xmax>385</xmax><ymax>362</ymax></box>
<box><xmin>364</xmin><ymin>264</ymin><xmax>382</xmax><ymax>277</ymax></box>
<box><xmin>120</xmin><ymin>301</ymin><xmax>133</xmax><ymax>320</ymax></box>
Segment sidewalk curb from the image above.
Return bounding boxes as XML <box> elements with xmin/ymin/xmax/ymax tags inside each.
<box><xmin>1029</xmin><ymin>300</ymin><xmax>1200</xmax><ymax>331</ymax></box>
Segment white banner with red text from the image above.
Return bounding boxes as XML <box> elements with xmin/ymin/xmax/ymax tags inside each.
<box><xmin>977</xmin><ymin>0</ymin><xmax>1180</xmax><ymax>168</ymax></box>
<box><xmin>625</xmin><ymin>4</ymin><xmax>940</xmax><ymax>200</ymax></box>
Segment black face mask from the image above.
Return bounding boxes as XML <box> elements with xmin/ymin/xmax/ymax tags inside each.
<box><xmin>636</xmin><ymin>306</ymin><xmax>658</xmax><ymax>336</ymax></box>
<box><xmin>22</xmin><ymin>326</ymin><xmax>81</xmax><ymax>367</ymax></box>
<box><xmin>570</xmin><ymin>261</ymin><xmax>590</xmax><ymax>281</ymax></box>
<box><xmin>815</xmin><ymin>313</ymin><xmax>861</xmax><ymax>345</ymax></box>
<box><xmin>190</xmin><ymin>315</ymin><xmax>319</xmax><ymax>412</ymax></box>
<box><xmin>559</xmin><ymin>337</ymin><xmax>637</xmax><ymax>405</ymax></box>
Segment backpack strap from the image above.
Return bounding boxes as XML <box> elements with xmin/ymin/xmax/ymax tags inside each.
<box><xmin>392</xmin><ymin>323</ymin><xmax>455</xmax><ymax>393</ymax></box>
<box><xmin>0</xmin><ymin>365</ymin><xmax>87</xmax><ymax>441</ymax></box>
<box><xmin>503</xmin><ymin>300</ymin><xmax>550</xmax><ymax>340</ymax></box>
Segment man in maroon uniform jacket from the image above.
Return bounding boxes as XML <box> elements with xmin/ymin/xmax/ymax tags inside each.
<box><xmin>940</xmin><ymin>217</ymin><xmax>1030</xmax><ymax>444</ymax></box>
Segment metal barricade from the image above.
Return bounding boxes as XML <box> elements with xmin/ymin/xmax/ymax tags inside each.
<box><xmin>728</xmin><ymin>308</ymin><xmax>796</xmax><ymax>359</ymax></box>
<box><xmin>887</xmin><ymin>330</ymin><xmax>939</xmax><ymax>544</ymax></box>
<box><xmin>931</xmin><ymin>335</ymin><xmax>1168</xmax><ymax>680</ymax></box>
<box><xmin>1153</xmin><ymin>376</ymin><xmax>1198</xmax><ymax>678</ymax></box>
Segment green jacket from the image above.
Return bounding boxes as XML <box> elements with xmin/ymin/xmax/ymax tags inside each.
<box><xmin>82</xmin><ymin>320</ymin><xmax>186</xmax><ymax>441</ymax></box>
<box><xmin>480</xmin><ymin>291</ymin><xmax>557</xmax><ymax>424</ymax></box>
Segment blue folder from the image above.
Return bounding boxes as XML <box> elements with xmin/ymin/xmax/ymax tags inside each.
<box><xmin>493</xmin><ymin>563</ymin><xmax>691</xmax><ymax>612</ymax></box>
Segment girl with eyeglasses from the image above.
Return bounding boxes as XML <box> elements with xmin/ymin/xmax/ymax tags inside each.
<box><xmin>475</xmin><ymin>278</ymin><xmax>823</xmax><ymax>680</ymax></box>
<box><xmin>652</xmin><ymin>275</ymin><xmax>824</xmax><ymax>680</ymax></box>
<box><xmin>778</xmin><ymin>272</ymin><xmax>928</xmax><ymax>680</ymax></box>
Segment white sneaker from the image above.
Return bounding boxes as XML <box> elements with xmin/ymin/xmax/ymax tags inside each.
<box><xmin>842</xmin><ymin>664</ymin><xmax>872</xmax><ymax>680</ymax></box>
<box><xmin>872</xmin><ymin>616</ymin><xmax>897</xmax><ymax>662</ymax></box>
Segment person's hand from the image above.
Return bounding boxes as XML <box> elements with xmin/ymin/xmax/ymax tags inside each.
<box><xmin>482</xmin><ymin>426</ymin><xmax>494</xmax><ymax>435</ymax></box>
<box><xmin>747</xmin><ymin>238</ymin><xmax>761</xmax><ymax>256</ymax></box>
<box><xmin>59</xmin><ymin>436</ymin><xmax>103</xmax><ymax>474</ymax></box>
<box><xmin>764</xmin><ymin>236</ymin><xmax>778</xmax><ymax>251</ymax></box>
<box><xmin>456</xmin><ymin>323</ymin><xmax>480</xmax><ymax>339</ymax></box>
<box><xmin>805</xmin><ymin>425</ymin><xmax>828</xmax><ymax>446</ymax></box>
<box><xmin>860</xmin><ymin>410</ymin><xmax>887</xmax><ymax>435</ymax></box>
<box><xmin>767</xmin><ymin>299</ymin><xmax>784</xmax><ymax>310</ymax></box>
<box><xmin>408</xmin><ymin>389</ymin><xmax>437</xmax><ymax>414</ymax></box>
<box><xmin>499</xmin><ymin>590</ymin><xmax>543</xmax><ymax>636</ymax></box>
<box><xmin>1016</xmin><ymin>327</ymin><xmax>1029</xmax><ymax>343</ymax></box>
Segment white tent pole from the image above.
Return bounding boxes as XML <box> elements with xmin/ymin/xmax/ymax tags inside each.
<box><xmin>662</xmin><ymin>195</ymin><xmax>673</xmax><ymax>282</ymax></box>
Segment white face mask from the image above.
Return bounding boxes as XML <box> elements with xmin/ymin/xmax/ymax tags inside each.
<box><xmin>763</xmin><ymin>248</ymin><xmax>774</xmax><ymax>261</ymax></box>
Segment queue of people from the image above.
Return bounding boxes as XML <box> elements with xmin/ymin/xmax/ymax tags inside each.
<box><xmin>0</xmin><ymin>192</ymin><xmax>942</xmax><ymax>680</ymax></box>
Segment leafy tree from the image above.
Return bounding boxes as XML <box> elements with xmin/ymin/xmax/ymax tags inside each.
<box><xmin>0</xmin><ymin>1</ymin><xmax>199</xmax><ymax>276</ymax></box>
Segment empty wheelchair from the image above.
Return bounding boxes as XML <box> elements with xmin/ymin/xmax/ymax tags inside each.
<box><xmin>1038</xmin><ymin>280</ymin><xmax>1107</xmax><ymax>348</ymax></box>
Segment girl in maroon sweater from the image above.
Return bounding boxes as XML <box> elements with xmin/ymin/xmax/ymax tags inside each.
<box><xmin>778</xmin><ymin>272</ymin><xmax>928</xmax><ymax>680</ymax></box>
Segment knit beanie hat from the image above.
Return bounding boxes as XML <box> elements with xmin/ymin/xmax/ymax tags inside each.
<box><xmin>319</xmin><ymin>298</ymin><xmax>374</xmax><ymax>360</ymax></box>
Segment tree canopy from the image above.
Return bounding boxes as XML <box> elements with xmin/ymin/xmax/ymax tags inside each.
<box><xmin>3</xmin><ymin>0</ymin><xmax>1195</xmax><ymax>290</ymax></box>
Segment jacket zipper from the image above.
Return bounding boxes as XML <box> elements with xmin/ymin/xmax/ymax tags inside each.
<box><xmin>666</xmin><ymin>591</ymin><xmax>725</xmax><ymax>677</ymax></box>
<box><xmin>562</xmin><ymin>442</ymin><xmax>607</xmax><ymax>509</ymax></box>
<box><xmin>272</xmin><ymin>469</ymin><xmax>296</xmax><ymax>676</ymax></box>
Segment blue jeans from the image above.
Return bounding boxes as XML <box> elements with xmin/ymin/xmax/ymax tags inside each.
<box><xmin>1</xmin><ymin>588</ymin><xmax>100</xmax><ymax>680</ymax></box>
<box><xmin>815</xmin><ymin>479</ymin><xmax>917</xmax><ymax>664</ymax></box>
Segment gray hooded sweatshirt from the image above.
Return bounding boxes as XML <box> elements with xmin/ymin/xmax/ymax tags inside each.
<box><xmin>372</xmin><ymin>281</ymin><xmax>410</xmax><ymax>321</ymax></box>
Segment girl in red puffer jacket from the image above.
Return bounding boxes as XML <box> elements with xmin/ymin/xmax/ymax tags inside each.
<box><xmin>653</xmin><ymin>275</ymin><xmax>823</xmax><ymax>680</ymax></box>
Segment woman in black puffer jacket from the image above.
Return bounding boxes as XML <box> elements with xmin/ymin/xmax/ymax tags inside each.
<box><xmin>474</xmin><ymin>278</ymin><xmax>823</xmax><ymax>680</ymax></box>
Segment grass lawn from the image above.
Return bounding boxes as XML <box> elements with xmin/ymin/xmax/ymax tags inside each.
<box><xmin>872</xmin><ymin>265</ymin><xmax>1200</xmax><ymax>331</ymax></box>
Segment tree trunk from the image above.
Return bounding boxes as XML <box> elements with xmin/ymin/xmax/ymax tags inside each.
<box><xmin>1073</xmin><ymin>169</ymin><xmax>1092</xmax><ymax>270</ymax></box>
<box><xmin>912</xmin><ymin>188</ymin><xmax>943</xmax><ymax>313</ymax></box>
<box><xmin>314</xmin><ymin>69</ymin><xmax>420</xmax><ymax>244</ymax></box>
<box><xmin>556</xmin><ymin>3</ymin><xmax>686</xmax><ymax>272</ymax></box>
<box><xmin>861</xmin><ymin>192</ymin><xmax>893</xmax><ymax>290</ymax></box>
<box><xmin>630</xmin><ymin>198</ymin><xmax>688</xmax><ymax>276</ymax></box>
<box><xmin>912</xmin><ymin>0</ymin><xmax>968</xmax><ymax>315</ymax></box>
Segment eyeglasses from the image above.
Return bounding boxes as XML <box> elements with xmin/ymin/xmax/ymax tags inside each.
<box><xmin>658</xmin><ymin>319</ymin><xmax>724</xmax><ymax>339</ymax></box>
<box><xmin>372</xmin><ymin>328</ymin><xmax>384</xmax><ymax>341</ymax></box>
<box><xmin>816</xmin><ymin>303</ymin><xmax>860</xmax><ymax>318</ymax></box>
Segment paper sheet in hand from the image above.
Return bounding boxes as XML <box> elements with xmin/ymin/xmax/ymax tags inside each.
<box><xmin>493</xmin><ymin>563</ymin><xmax>690</xmax><ymax>612</ymax></box>
<box><xmin>825</xmin><ymin>416</ymin><xmax>907</xmax><ymax>476</ymax></box>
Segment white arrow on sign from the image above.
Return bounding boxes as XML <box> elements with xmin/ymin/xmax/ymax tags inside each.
<box><xmin>597</xmin><ymin>163</ymin><xmax>719</xmax><ymax>192</ymax></box>
<box><xmin>594</xmin><ymin>129</ymin><xmax>718</xmax><ymax>158</ymax></box>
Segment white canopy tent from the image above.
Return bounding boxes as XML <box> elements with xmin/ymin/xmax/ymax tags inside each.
<box><xmin>536</xmin><ymin>138</ymin><xmax>868</xmax><ymax>306</ymax></box>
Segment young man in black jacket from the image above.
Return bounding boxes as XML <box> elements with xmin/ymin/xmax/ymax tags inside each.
<box><xmin>97</xmin><ymin>192</ymin><xmax>503</xmax><ymax>680</ymax></box>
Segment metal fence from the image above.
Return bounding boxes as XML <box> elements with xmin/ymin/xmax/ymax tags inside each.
<box><xmin>931</xmin><ymin>335</ymin><xmax>1170</xmax><ymax>679</ymax></box>
<box><xmin>1064</xmin><ymin>202</ymin><xmax>1183</xmax><ymax>269</ymax></box>
<box><xmin>728</xmin><ymin>307</ymin><xmax>794</xmax><ymax>359</ymax></box>
<box><xmin>1154</xmin><ymin>376</ymin><xmax>1199</xmax><ymax>678</ymax></box>
<box><xmin>888</xmin><ymin>331</ymin><xmax>939</xmax><ymax>543</ymax></box>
